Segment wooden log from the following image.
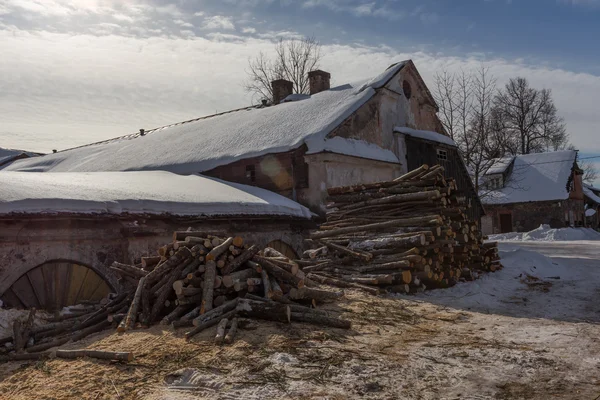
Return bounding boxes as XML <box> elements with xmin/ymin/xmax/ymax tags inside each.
<box><xmin>206</xmin><ymin>237</ymin><xmax>234</xmax><ymax>261</ymax></box>
<box><xmin>118</xmin><ymin>276</ymin><xmax>146</xmax><ymax>332</ymax></box>
<box><xmin>339</xmin><ymin>190</ymin><xmax>441</xmax><ymax>211</ymax></box>
<box><xmin>290</xmin><ymin>312</ymin><xmax>351</xmax><ymax>329</ymax></box>
<box><xmin>233</xmin><ymin>281</ymin><xmax>248</xmax><ymax>292</ymax></box>
<box><xmin>261</xmin><ymin>270</ymin><xmax>272</xmax><ymax>299</ymax></box>
<box><xmin>161</xmin><ymin>304</ymin><xmax>194</xmax><ymax>326</ymax></box>
<box><xmin>185</xmin><ymin>309</ymin><xmax>237</xmax><ymax>340</ymax></box>
<box><xmin>289</xmin><ymin>287</ymin><xmax>344</xmax><ymax>302</ymax></box>
<box><xmin>55</xmin><ymin>349</ymin><xmax>133</xmax><ymax>362</ymax></box>
<box><xmin>252</xmin><ymin>256</ymin><xmax>304</xmax><ymax>288</ymax></box>
<box><xmin>141</xmin><ymin>256</ymin><xmax>162</xmax><ymax>270</ymax></box>
<box><xmin>224</xmin><ymin>317</ymin><xmax>238</xmax><ymax>344</ymax></box>
<box><xmin>393</xmin><ymin>164</ymin><xmax>429</xmax><ymax>182</ymax></box>
<box><xmin>192</xmin><ymin>298</ymin><xmax>239</xmax><ymax>327</ymax></box>
<box><xmin>201</xmin><ymin>261</ymin><xmax>217</xmax><ymax>314</ymax></box>
<box><xmin>317</xmin><ymin>240</ymin><xmax>372</xmax><ymax>261</ymax></box>
<box><xmin>303</xmin><ymin>246</ymin><xmax>328</xmax><ymax>259</ymax></box>
<box><xmin>146</xmin><ymin>247</ymin><xmax>192</xmax><ymax>284</ymax></box>
<box><xmin>236</xmin><ymin>298</ymin><xmax>290</xmax><ymax>323</ymax></box>
<box><xmin>306</xmin><ymin>273</ymin><xmax>381</xmax><ymax>295</ymax></box>
<box><xmin>350</xmin><ymin>234</ymin><xmax>425</xmax><ymax>251</ymax></box>
<box><xmin>149</xmin><ymin>260</ymin><xmax>190</xmax><ymax>324</ymax></box>
<box><xmin>310</xmin><ymin>215</ymin><xmax>442</xmax><ymax>239</ymax></box>
<box><xmin>246</xmin><ymin>260</ymin><xmax>263</xmax><ymax>273</ymax></box>
<box><xmin>222</xmin><ymin>268</ymin><xmax>258</xmax><ymax>288</ymax></box>
<box><xmin>221</xmin><ymin>245</ymin><xmax>260</xmax><ymax>275</ymax></box>
<box><xmin>16</xmin><ymin>309</ymin><xmax>36</xmax><ymax>353</ymax></box>
<box><xmin>158</xmin><ymin>243</ymin><xmax>174</xmax><ymax>257</ymax></box>
<box><xmin>12</xmin><ymin>319</ymin><xmax>23</xmax><ymax>353</ymax></box>
<box><xmin>71</xmin><ymin>319</ymin><xmax>112</xmax><ymax>342</ymax></box>
<box><xmin>270</xmin><ymin>278</ymin><xmax>284</xmax><ymax>298</ymax></box>
<box><xmin>1</xmin><ymin>352</ymin><xmax>52</xmax><ymax>362</ymax></box>
<box><xmin>214</xmin><ymin>318</ymin><xmax>229</xmax><ymax>345</ymax></box>
<box><xmin>354</xmin><ymin>260</ymin><xmax>413</xmax><ymax>273</ymax></box>
<box><xmin>26</xmin><ymin>337</ymin><xmax>70</xmax><ymax>353</ymax></box>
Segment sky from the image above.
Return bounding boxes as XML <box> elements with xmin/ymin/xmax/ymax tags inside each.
<box><xmin>0</xmin><ymin>0</ymin><xmax>599</xmax><ymax>183</ymax></box>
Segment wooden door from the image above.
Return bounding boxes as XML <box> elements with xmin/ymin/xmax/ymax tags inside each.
<box><xmin>499</xmin><ymin>213</ymin><xmax>513</xmax><ymax>233</ymax></box>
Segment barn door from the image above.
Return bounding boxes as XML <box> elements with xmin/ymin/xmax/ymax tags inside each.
<box><xmin>499</xmin><ymin>214</ymin><xmax>513</xmax><ymax>233</ymax></box>
<box><xmin>0</xmin><ymin>261</ymin><xmax>111</xmax><ymax>311</ymax></box>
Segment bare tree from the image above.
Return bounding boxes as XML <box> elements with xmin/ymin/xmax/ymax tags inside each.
<box><xmin>244</xmin><ymin>37</ymin><xmax>321</xmax><ymax>103</ymax></box>
<box><xmin>433</xmin><ymin>69</ymin><xmax>457</xmax><ymax>140</ymax></box>
<box><xmin>492</xmin><ymin>77</ymin><xmax>568</xmax><ymax>154</ymax></box>
<box><xmin>581</xmin><ymin>159</ymin><xmax>599</xmax><ymax>184</ymax></box>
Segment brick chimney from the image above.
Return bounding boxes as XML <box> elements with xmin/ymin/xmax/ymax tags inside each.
<box><xmin>271</xmin><ymin>79</ymin><xmax>293</xmax><ymax>105</ymax></box>
<box><xmin>308</xmin><ymin>70</ymin><xmax>330</xmax><ymax>95</ymax></box>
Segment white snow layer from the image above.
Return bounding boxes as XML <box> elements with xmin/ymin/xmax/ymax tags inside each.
<box><xmin>481</xmin><ymin>150</ymin><xmax>577</xmax><ymax>205</ymax></box>
<box><xmin>4</xmin><ymin>62</ymin><xmax>408</xmax><ymax>174</ymax></box>
<box><xmin>306</xmin><ymin>137</ymin><xmax>400</xmax><ymax>163</ymax></box>
<box><xmin>489</xmin><ymin>224</ymin><xmax>600</xmax><ymax>241</ymax></box>
<box><xmin>586</xmin><ymin>209</ymin><xmax>597</xmax><ymax>217</ymax></box>
<box><xmin>584</xmin><ymin>184</ymin><xmax>600</xmax><ymax>204</ymax></box>
<box><xmin>0</xmin><ymin>147</ymin><xmax>39</xmax><ymax>165</ymax></box>
<box><xmin>485</xmin><ymin>156</ymin><xmax>515</xmax><ymax>175</ymax></box>
<box><xmin>394</xmin><ymin>127</ymin><xmax>457</xmax><ymax>147</ymax></box>
<box><xmin>417</xmin><ymin>245</ymin><xmax>599</xmax><ymax>320</ymax></box>
<box><xmin>0</xmin><ymin>171</ymin><xmax>313</xmax><ymax>218</ymax></box>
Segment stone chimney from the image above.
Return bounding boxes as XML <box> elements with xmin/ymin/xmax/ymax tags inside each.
<box><xmin>308</xmin><ymin>70</ymin><xmax>331</xmax><ymax>95</ymax></box>
<box><xmin>271</xmin><ymin>79</ymin><xmax>293</xmax><ymax>105</ymax></box>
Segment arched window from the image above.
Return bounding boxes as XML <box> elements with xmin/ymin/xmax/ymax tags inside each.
<box><xmin>1</xmin><ymin>260</ymin><xmax>111</xmax><ymax>310</ymax></box>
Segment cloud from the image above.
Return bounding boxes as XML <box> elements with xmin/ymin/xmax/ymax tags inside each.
<box><xmin>558</xmin><ymin>0</ymin><xmax>600</xmax><ymax>6</ymax></box>
<box><xmin>242</xmin><ymin>27</ymin><xmax>257</xmax><ymax>34</ymax></box>
<box><xmin>201</xmin><ymin>15</ymin><xmax>236</xmax><ymax>30</ymax></box>
<box><xmin>0</xmin><ymin>27</ymin><xmax>598</xmax><ymax>157</ymax></box>
<box><xmin>302</xmin><ymin>0</ymin><xmax>405</xmax><ymax>21</ymax></box>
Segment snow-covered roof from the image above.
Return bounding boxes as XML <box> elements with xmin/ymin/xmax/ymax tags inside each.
<box><xmin>481</xmin><ymin>150</ymin><xmax>577</xmax><ymax>205</ymax></box>
<box><xmin>0</xmin><ymin>171</ymin><xmax>313</xmax><ymax>219</ymax></box>
<box><xmin>584</xmin><ymin>184</ymin><xmax>600</xmax><ymax>205</ymax></box>
<box><xmin>4</xmin><ymin>62</ymin><xmax>409</xmax><ymax>174</ymax></box>
<box><xmin>394</xmin><ymin>127</ymin><xmax>457</xmax><ymax>147</ymax></box>
<box><xmin>586</xmin><ymin>208</ymin><xmax>597</xmax><ymax>217</ymax></box>
<box><xmin>306</xmin><ymin>137</ymin><xmax>399</xmax><ymax>163</ymax></box>
<box><xmin>0</xmin><ymin>147</ymin><xmax>41</xmax><ymax>166</ymax></box>
<box><xmin>485</xmin><ymin>156</ymin><xmax>515</xmax><ymax>175</ymax></box>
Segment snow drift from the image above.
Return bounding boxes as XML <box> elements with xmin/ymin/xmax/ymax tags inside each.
<box><xmin>489</xmin><ymin>224</ymin><xmax>600</xmax><ymax>241</ymax></box>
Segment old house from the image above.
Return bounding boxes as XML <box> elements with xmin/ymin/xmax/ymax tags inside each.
<box><xmin>3</xmin><ymin>60</ymin><xmax>479</xmax><ymax>217</ymax></box>
<box><xmin>0</xmin><ymin>60</ymin><xmax>483</xmax><ymax>309</ymax></box>
<box><xmin>584</xmin><ymin>184</ymin><xmax>600</xmax><ymax>228</ymax></box>
<box><xmin>480</xmin><ymin>150</ymin><xmax>585</xmax><ymax>234</ymax></box>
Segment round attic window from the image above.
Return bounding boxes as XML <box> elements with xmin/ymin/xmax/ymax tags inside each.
<box><xmin>403</xmin><ymin>80</ymin><xmax>412</xmax><ymax>99</ymax></box>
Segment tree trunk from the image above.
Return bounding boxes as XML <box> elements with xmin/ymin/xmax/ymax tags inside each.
<box><xmin>201</xmin><ymin>261</ymin><xmax>217</xmax><ymax>314</ymax></box>
<box><xmin>118</xmin><ymin>276</ymin><xmax>146</xmax><ymax>332</ymax></box>
<box><xmin>290</xmin><ymin>312</ymin><xmax>351</xmax><ymax>329</ymax></box>
<box><xmin>185</xmin><ymin>309</ymin><xmax>237</xmax><ymax>340</ymax></box>
<box><xmin>252</xmin><ymin>256</ymin><xmax>304</xmax><ymax>288</ymax></box>
<box><xmin>310</xmin><ymin>215</ymin><xmax>442</xmax><ymax>239</ymax></box>
<box><xmin>289</xmin><ymin>287</ymin><xmax>344</xmax><ymax>302</ymax></box>
<box><xmin>206</xmin><ymin>237</ymin><xmax>234</xmax><ymax>261</ymax></box>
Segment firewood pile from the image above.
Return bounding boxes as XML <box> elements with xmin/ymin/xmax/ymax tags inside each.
<box><xmin>299</xmin><ymin>164</ymin><xmax>501</xmax><ymax>294</ymax></box>
<box><xmin>1</xmin><ymin>234</ymin><xmax>350</xmax><ymax>361</ymax></box>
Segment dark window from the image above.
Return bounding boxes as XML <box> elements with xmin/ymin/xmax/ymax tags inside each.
<box><xmin>436</xmin><ymin>148</ymin><xmax>448</xmax><ymax>161</ymax></box>
<box><xmin>245</xmin><ymin>165</ymin><xmax>256</xmax><ymax>183</ymax></box>
<box><xmin>402</xmin><ymin>80</ymin><xmax>412</xmax><ymax>99</ymax></box>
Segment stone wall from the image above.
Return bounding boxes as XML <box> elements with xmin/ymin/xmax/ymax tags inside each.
<box><xmin>0</xmin><ymin>216</ymin><xmax>310</xmax><ymax>302</ymax></box>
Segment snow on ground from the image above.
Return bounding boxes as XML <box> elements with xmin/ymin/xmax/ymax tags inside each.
<box><xmin>418</xmin><ymin>242</ymin><xmax>600</xmax><ymax>322</ymax></box>
<box><xmin>0</xmin><ymin>171</ymin><xmax>313</xmax><ymax>218</ymax></box>
<box><xmin>490</xmin><ymin>224</ymin><xmax>600</xmax><ymax>241</ymax></box>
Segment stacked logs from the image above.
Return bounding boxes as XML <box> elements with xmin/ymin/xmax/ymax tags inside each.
<box><xmin>1</xmin><ymin>235</ymin><xmax>350</xmax><ymax>360</ymax></box>
<box><xmin>299</xmin><ymin>164</ymin><xmax>501</xmax><ymax>294</ymax></box>
<box><xmin>0</xmin><ymin>294</ymin><xmax>132</xmax><ymax>360</ymax></box>
<box><xmin>114</xmin><ymin>233</ymin><xmax>350</xmax><ymax>341</ymax></box>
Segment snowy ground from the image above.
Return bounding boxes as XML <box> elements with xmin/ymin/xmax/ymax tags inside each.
<box><xmin>1</xmin><ymin>242</ymin><xmax>599</xmax><ymax>399</ymax></box>
<box><xmin>489</xmin><ymin>224</ymin><xmax>600</xmax><ymax>242</ymax></box>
